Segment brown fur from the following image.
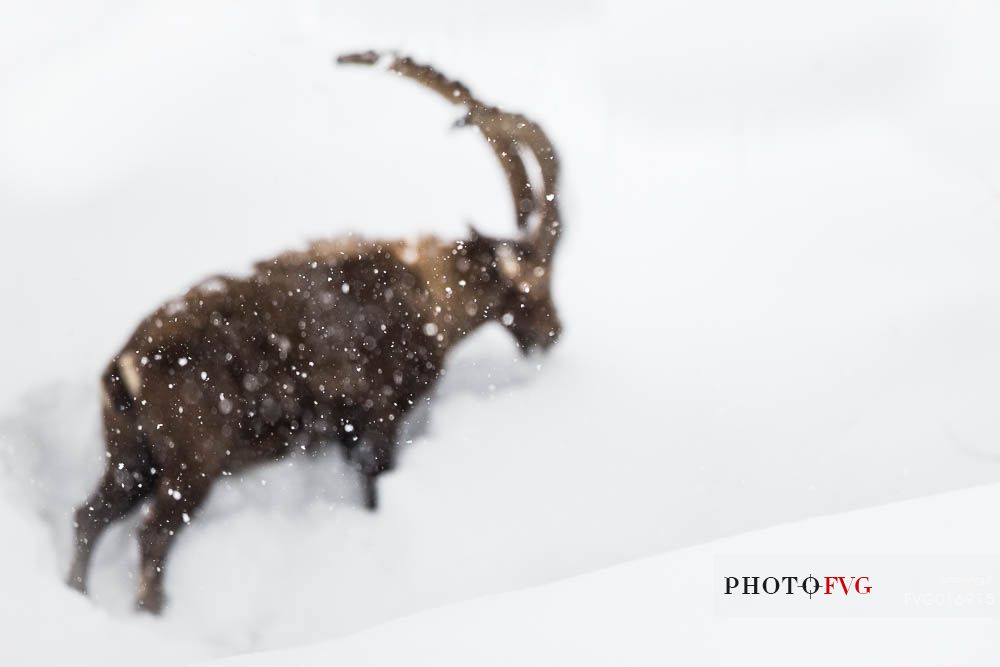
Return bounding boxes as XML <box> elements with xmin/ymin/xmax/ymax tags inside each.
<box><xmin>66</xmin><ymin>51</ymin><xmax>564</xmax><ymax>613</ymax></box>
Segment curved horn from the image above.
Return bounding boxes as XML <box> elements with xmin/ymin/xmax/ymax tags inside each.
<box><xmin>337</xmin><ymin>51</ymin><xmax>562</xmax><ymax>259</ymax></box>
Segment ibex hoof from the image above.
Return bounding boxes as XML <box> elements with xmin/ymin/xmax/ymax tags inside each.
<box><xmin>65</xmin><ymin>572</ymin><xmax>87</xmax><ymax>595</ymax></box>
<box><xmin>136</xmin><ymin>587</ymin><xmax>165</xmax><ymax>615</ymax></box>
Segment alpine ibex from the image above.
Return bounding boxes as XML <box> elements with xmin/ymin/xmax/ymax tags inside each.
<box><xmin>67</xmin><ymin>51</ymin><xmax>563</xmax><ymax>613</ymax></box>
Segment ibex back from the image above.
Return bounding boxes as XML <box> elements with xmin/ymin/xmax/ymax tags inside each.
<box><xmin>66</xmin><ymin>52</ymin><xmax>564</xmax><ymax>613</ymax></box>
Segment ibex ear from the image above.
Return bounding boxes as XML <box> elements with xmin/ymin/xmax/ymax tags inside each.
<box><xmin>467</xmin><ymin>223</ymin><xmax>482</xmax><ymax>241</ymax></box>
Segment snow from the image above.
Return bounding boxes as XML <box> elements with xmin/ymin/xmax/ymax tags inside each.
<box><xmin>2</xmin><ymin>0</ymin><xmax>1000</xmax><ymax>664</ymax></box>
<box><xmin>206</xmin><ymin>483</ymin><xmax>1000</xmax><ymax>666</ymax></box>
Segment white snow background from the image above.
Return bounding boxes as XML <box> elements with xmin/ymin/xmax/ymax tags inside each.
<box><xmin>2</xmin><ymin>0</ymin><xmax>1000</xmax><ymax>663</ymax></box>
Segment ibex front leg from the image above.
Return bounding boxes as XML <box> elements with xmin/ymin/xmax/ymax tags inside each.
<box><xmin>353</xmin><ymin>424</ymin><xmax>398</xmax><ymax>511</ymax></box>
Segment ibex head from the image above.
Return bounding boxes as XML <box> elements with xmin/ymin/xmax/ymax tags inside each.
<box><xmin>338</xmin><ymin>51</ymin><xmax>563</xmax><ymax>353</ymax></box>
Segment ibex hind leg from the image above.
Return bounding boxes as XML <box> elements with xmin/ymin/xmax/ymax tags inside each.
<box><xmin>68</xmin><ymin>468</ymin><xmax>154</xmax><ymax>593</ymax></box>
<box><xmin>135</xmin><ymin>462</ymin><xmax>214</xmax><ymax>614</ymax></box>
<box><xmin>67</xmin><ymin>411</ymin><xmax>156</xmax><ymax>593</ymax></box>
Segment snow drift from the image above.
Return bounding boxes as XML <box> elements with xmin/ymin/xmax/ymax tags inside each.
<box><xmin>208</xmin><ymin>482</ymin><xmax>1000</xmax><ymax>666</ymax></box>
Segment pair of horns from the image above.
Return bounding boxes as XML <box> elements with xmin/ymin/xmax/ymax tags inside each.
<box><xmin>337</xmin><ymin>51</ymin><xmax>562</xmax><ymax>261</ymax></box>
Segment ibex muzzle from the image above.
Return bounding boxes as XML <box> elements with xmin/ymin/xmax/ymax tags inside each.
<box><xmin>66</xmin><ymin>51</ymin><xmax>564</xmax><ymax>613</ymax></box>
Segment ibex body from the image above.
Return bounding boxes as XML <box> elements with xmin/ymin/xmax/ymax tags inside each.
<box><xmin>67</xmin><ymin>52</ymin><xmax>563</xmax><ymax>613</ymax></box>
